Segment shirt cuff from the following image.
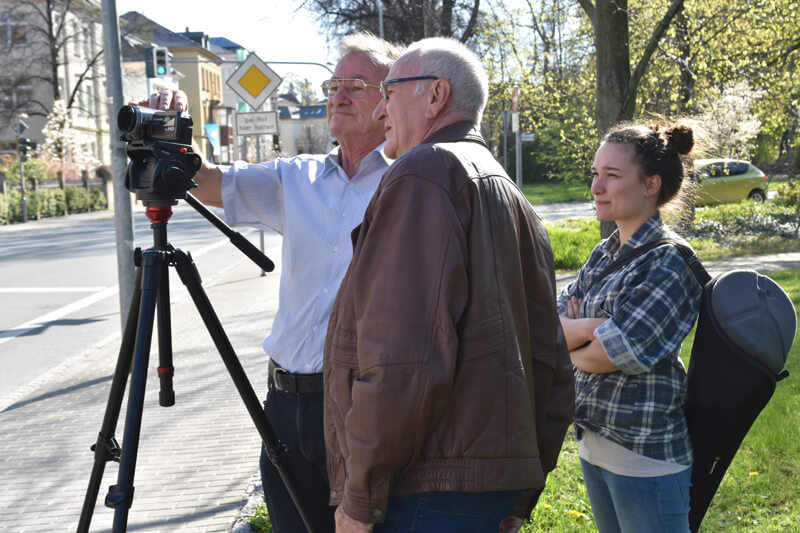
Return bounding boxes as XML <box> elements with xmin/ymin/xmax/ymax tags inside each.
<box><xmin>594</xmin><ymin>318</ymin><xmax>649</xmax><ymax>374</ymax></box>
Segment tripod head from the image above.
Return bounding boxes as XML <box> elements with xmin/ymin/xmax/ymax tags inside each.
<box><xmin>118</xmin><ymin>105</ymin><xmax>201</xmax><ymax>206</ymax></box>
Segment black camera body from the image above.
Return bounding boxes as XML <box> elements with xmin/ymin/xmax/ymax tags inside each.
<box><xmin>118</xmin><ymin>105</ymin><xmax>202</xmax><ymax>205</ymax></box>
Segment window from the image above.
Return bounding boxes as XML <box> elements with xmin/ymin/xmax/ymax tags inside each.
<box><xmin>0</xmin><ymin>76</ymin><xmax>33</xmax><ymax>112</ymax></box>
<box><xmin>0</xmin><ymin>16</ymin><xmax>28</xmax><ymax>47</ymax></box>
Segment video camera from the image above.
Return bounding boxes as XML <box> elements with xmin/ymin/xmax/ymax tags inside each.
<box><xmin>118</xmin><ymin>105</ymin><xmax>202</xmax><ymax>205</ymax></box>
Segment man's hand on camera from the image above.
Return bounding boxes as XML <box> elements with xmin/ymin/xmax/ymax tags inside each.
<box><xmin>129</xmin><ymin>88</ymin><xmax>188</xmax><ymax>113</ymax></box>
<box><xmin>129</xmin><ymin>88</ymin><xmax>223</xmax><ymax>206</ymax></box>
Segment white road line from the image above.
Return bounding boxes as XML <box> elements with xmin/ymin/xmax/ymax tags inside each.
<box><xmin>0</xmin><ymin>287</ymin><xmax>107</xmax><ymax>293</ymax></box>
<box><xmin>0</xmin><ymin>286</ymin><xmax>118</xmax><ymax>346</ymax></box>
<box><xmin>0</xmin><ymin>228</ymin><xmax>261</xmax><ymax>347</ymax></box>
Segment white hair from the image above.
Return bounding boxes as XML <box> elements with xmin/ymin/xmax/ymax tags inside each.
<box><xmin>405</xmin><ymin>37</ymin><xmax>489</xmax><ymax>123</ymax></box>
<box><xmin>338</xmin><ymin>32</ymin><xmax>405</xmax><ymax>75</ymax></box>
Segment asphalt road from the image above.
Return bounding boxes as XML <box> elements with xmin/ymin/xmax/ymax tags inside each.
<box><xmin>0</xmin><ymin>203</ymin><xmax>279</xmax><ymax>401</ymax></box>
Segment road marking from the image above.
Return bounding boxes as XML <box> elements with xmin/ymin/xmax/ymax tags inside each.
<box><xmin>0</xmin><ymin>228</ymin><xmax>262</xmax><ymax>347</ymax></box>
<box><xmin>0</xmin><ymin>286</ymin><xmax>118</xmax><ymax>346</ymax></box>
<box><xmin>0</xmin><ymin>287</ymin><xmax>107</xmax><ymax>293</ymax></box>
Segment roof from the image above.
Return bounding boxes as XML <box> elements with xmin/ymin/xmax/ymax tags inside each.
<box><xmin>120</xmin><ymin>12</ymin><xmax>198</xmax><ymax>50</ymax></box>
<box><xmin>299</xmin><ymin>105</ymin><xmax>326</xmax><ymax>119</ymax></box>
<box><xmin>209</xmin><ymin>37</ymin><xmax>245</xmax><ymax>51</ymax></box>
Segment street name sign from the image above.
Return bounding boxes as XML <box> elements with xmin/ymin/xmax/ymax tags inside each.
<box><xmin>226</xmin><ymin>52</ymin><xmax>282</xmax><ymax>110</ymax></box>
<box><xmin>235</xmin><ymin>111</ymin><xmax>279</xmax><ymax>135</ymax></box>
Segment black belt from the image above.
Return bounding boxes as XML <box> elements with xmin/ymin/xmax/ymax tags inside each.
<box><xmin>269</xmin><ymin>359</ymin><xmax>323</xmax><ymax>394</ymax></box>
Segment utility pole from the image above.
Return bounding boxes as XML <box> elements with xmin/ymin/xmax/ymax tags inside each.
<box><xmin>101</xmin><ymin>0</ymin><xmax>135</xmax><ymax>330</ymax></box>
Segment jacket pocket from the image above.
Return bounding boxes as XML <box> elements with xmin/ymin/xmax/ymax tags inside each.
<box><xmin>458</xmin><ymin>313</ymin><xmax>506</xmax><ymax>361</ymax></box>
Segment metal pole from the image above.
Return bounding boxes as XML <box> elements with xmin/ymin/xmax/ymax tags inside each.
<box><xmin>101</xmin><ymin>0</ymin><xmax>136</xmax><ymax>331</ymax></box>
<box><xmin>377</xmin><ymin>0</ymin><xmax>384</xmax><ymax>38</ymax></box>
<box><xmin>502</xmin><ymin>110</ymin><xmax>508</xmax><ymax>173</ymax></box>
<box><xmin>18</xmin><ymin>151</ymin><xmax>27</xmax><ymax>223</ymax></box>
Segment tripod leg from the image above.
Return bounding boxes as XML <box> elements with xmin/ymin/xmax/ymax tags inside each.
<box><xmin>77</xmin><ymin>265</ymin><xmax>143</xmax><ymax>533</ymax></box>
<box><xmin>156</xmin><ymin>250</ymin><xmax>175</xmax><ymax>407</ymax></box>
<box><xmin>104</xmin><ymin>249</ymin><xmax>165</xmax><ymax>533</ymax></box>
<box><xmin>171</xmin><ymin>249</ymin><xmax>317</xmax><ymax>533</ymax></box>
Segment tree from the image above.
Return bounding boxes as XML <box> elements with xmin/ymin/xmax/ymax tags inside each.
<box><xmin>699</xmin><ymin>81</ymin><xmax>763</xmax><ymax>160</ymax></box>
<box><xmin>0</xmin><ymin>0</ymin><xmax>104</xmax><ymax>126</ymax></box>
<box><xmin>577</xmin><ymin>0</ymin><xmax>684</xmax><ymax>133</ymax></box>
<box><xmin>301</xmin><ymin>0</ymin><xmax>481</xmax><ymax>44</ymax></box>
<box><xmin>41</xmin><ymin>98</ymin><xmax>100</xmax><ymax>212</ymax></box>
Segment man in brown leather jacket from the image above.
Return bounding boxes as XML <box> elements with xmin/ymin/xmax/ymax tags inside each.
<box><xmin>324</xmin><ymin>37</ymin><xmax>574</xmax><ymax>533</ymax></box>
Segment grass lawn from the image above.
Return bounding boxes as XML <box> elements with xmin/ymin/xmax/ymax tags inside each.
<box><xmin>526</xmin><ymin>269</ymin><xmax>800</xmax><ymax>532</ymax></box>
<box><xmin>523</xmin><ymin>181</ymin><xmax>591</xmax><ymax>205</ymax></box>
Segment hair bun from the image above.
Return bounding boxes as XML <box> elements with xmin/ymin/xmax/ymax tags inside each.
<box><xmin>665</xmin><ymin>123</ymin><xmax>694</xmax><ymax>156</ymax></box>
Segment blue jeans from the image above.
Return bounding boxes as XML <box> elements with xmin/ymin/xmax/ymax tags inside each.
<box><xmin>580</xmin><ymin>458</ymin><xmax>691</xmax><ymax>533</ymax></box>
<box><xmin>259</xmin><ymin>376</ymin><xmax>335</xmax><ymax>533</ymax></box>
<box><xmin>373</xmin><ymin>490</ymin><xmax>521</xmax><ymax>533</ymax></box>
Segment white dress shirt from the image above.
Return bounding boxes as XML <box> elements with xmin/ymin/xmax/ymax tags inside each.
<box><xmin>221</xmin><ymin>145</ymin><xmax>390</xmax><ymax>373</ymax></box>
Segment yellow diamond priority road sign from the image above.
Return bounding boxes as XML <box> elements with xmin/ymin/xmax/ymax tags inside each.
<box><xmin>227</xmin><ymin>52</ymin><xmax>283</xmax><ymax>110</ymax></box>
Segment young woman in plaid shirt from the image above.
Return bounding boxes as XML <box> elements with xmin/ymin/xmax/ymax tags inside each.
<box><xmin>558</xmin><ymin>122</ymin><xmax>703</xmax><ymax>533</ymax></box>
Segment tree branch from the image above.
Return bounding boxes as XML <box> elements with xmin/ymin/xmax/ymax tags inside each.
<box><xmin>623</xmin><ymin>0</ymin><xmax>684</xmax><ymax>117</ymax></box>
<box><xmin>576</xmin><ymin>0</ymin><xmax>595</xmax><ymax>24</ymax></box>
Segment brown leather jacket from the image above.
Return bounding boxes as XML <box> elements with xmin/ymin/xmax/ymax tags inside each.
<box><xmin>324</xmin><ymin>121</ymin><xmax>573</xmax><ymax>524</ymax></box>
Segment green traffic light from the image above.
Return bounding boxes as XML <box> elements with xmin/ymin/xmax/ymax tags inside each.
<box><xmin>156</xmin><ymin>65</ymin><xmax>166</xmax><ymax>75</ymax></box>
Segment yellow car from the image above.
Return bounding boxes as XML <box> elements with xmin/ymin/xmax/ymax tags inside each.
<box><xmin>693</xmin><ymin>159</ymin><xmax>769</xmax><ymax>206</ymax></box>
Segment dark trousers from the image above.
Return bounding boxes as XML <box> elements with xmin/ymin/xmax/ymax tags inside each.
<box><xmin>259</xmin><ymin>376</ymin><xmax>335</xmax><ymax>532</ymax></box>
<box><xmin>374</xmin><ymin>490</ymin><xmax>521</xmax><ymax>532</ymax></box>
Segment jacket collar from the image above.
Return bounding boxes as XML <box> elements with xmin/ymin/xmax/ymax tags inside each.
<box><xmin>421</xmin><ymin>120</ymin><xmax>487</xmax><ymax>148</ymax></box>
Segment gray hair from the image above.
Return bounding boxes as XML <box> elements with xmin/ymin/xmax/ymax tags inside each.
<box><xmin>339</xmin><ymin>32</ymin><xmax>405</xmax><ymax>75</ymax></box>
<box><xmin>405</xmin><ymin>37</ymin><xmax>488</xmax><ymax>123</ymax></box>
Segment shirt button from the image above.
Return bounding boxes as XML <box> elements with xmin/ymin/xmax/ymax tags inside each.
<box><xmin>373</xmin><ymin>508</ymin><xmax>383</xmax><ymax>518</ymax></box>
<box><xmin>341</xmin><ymin>212</ymin><xmax>346</xmax><ymax>218</ymax></box>
<box><xmin>333</xmin><ymin>246</ymin><xmax>339</xmax><ymax>253</ymax></box>
<box><xmin>313</xmin><ymin>326</ymin><xmax>318</xmax><ymax>332</ymax></box>
<box><xmin>331</xmin><ymin>490</ymin><xmax>338</xmax><ymax>499</ymax></box>
<box><xmin>323</xmin><ymin>287</ymin><xmax>329</xmax><ymax>294</ymax></box>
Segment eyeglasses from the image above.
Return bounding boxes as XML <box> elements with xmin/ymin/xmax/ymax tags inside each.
<box><xmin>379</xmin><ymin>76</ymin><xmax>439</xmax><ymax>100</ymax></box>
<box><xmin>321</xmin><ymin>78</ymin><xmax>381</xmax><ymax>99</ymax></box>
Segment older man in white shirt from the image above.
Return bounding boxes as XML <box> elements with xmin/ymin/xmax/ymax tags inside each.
<box><xmin>145</xmin><ymin>32</ymin><xmax>402</xmax><ymax>533</ymax></box>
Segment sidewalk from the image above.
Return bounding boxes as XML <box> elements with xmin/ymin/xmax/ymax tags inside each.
<box><xmin>0</xmin><ymin>252</ymin><xmax>280</xmax><ymax>532</ymax></box>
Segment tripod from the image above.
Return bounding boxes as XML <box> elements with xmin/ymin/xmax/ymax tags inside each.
<box><xmin>77</xmin><ymin>198</ymin><xmax>316</xmax><ymax>533</ymax></box>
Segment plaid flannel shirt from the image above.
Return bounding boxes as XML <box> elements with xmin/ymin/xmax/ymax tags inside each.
<box><xmin>557</xmin><ymin>213</ymin><xmax>702</xmax><ymax>464</ymax></box>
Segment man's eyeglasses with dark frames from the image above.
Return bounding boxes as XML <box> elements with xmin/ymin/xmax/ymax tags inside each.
<box><xmin>321</xmin><ymin>78</ymin><xmax>381</xmax><ymax>99</ymax></box>
<box><xmin>379</xmin><ymin>76</ymin><xmax>439</xmax><ymax>100</ymax></box>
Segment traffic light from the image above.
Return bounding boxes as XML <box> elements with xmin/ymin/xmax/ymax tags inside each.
<box><xmin>153</xmin><ymin>46</ymin><xmax>170</xmax><ymax>77</ymax></box>
<box><xmin>17</xmin><ymin>137</ymin><xmax>31</xmax><ymax>161</ymax></box>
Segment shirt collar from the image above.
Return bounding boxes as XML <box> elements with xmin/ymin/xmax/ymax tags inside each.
<box><xmin>324</xmin><ymin>142</ymin><xmax>392</xmax><ymax>180</ymax></box>
<box><xmin>601</xmin><ymin>212</ymin><xmax>665</xmax><ymax>260</ymax></box>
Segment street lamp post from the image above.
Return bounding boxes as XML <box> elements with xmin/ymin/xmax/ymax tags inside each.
<box><xmin>16</xmin><ymin>115</ymin><xmax>29</xmax><ymax>223</ymax></box>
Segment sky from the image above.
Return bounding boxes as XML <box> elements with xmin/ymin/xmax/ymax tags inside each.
<box><xmin>114</xmin><ymin>0</ymin><xmax>335</xmax><ymax>98</ymax></box>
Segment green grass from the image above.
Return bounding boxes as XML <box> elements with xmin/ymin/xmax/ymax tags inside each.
<box><xmin>523</xmin><ymin>181</ymin><xmax>592</xmax><ymax>205</ymax></box>
<box><xmin>547</xmin><ymin>218</ymin><xmax>601</xmax><ymax>271</ymax></box>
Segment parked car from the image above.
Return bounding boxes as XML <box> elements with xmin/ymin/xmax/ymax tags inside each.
<box><xmin>693</xmin><ymin>159</ymin><xmax>769</xmax><ymax>206</ymax></box>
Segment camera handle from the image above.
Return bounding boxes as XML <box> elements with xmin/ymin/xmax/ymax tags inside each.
<box><xmin>77</xmin><ymin>206</ymin><xmax>315</xmax><ymax>533</ymax></box>
<box><xmin>183</xmin><ymin>192</ymin><xmax>274</xmax><ymax>272</ymax></box>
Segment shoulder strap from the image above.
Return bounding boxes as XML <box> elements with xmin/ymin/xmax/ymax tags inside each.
<box><xmin>586</xmin><ymin>238</ymin><xmax>711</xmax><ymax>294</ymax></box>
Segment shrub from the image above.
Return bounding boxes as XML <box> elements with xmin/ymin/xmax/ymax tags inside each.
<box><xmin>0</xmin><ymin>186</ymin><xmax>106</xmax><ymax>223</ymax></box>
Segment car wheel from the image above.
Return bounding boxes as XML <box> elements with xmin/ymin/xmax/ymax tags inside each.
<box><xmin>748</xmin><ymin>190</ymin><xmax>766</xmax><ymax>202</ymax></box>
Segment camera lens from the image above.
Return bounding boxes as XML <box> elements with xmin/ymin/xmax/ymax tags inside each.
<box><xmin>118</xmin><ymin>106</ymin><xmax>138</xmax><ymax>133</ymax></box>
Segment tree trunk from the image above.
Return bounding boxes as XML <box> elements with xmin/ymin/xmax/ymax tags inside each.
<box><xmin>594</xmin><ymin>0</ymin><xmax>631</xmax><ymax>238</ymax></box>
<box><xmin>594</xmin><ymin>0</ymin><xmax>631</xmax><ymax>135</ymax></box>
<box><xmin>675</xmin><ymin>6</ymin><xmax>694</xmax><ymax>112</ymax></box>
